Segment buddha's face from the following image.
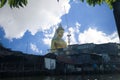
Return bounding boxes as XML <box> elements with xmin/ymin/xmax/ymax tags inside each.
<box><xmin>57</xmin><ymin>30</ymin><xmax>64</xmax><ymax>38</ymax></box>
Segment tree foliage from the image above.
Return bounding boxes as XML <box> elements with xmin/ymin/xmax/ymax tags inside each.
<box><xmin>0</xmin><ymin>0</ymin><xmax>28</xmax><ymax>8</ymax></box>
<box><xmin>0</xmin><ymin>0</ymin><xmax>118</xmax><ymax>9</ymax></box>
<box><xmin>80</xmin><ymin>0</ymin><xmax>117</xmax><ymax>9</ymax></box>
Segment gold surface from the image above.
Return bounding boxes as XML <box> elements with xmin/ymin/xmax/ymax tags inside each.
<box><xmin>51</xmin><ymin>24</ymin><xmax>67</xmax><ymax>52</ymax></box>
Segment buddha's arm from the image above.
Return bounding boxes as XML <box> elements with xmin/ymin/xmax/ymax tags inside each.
<box><xmin>62</xmin><ymin>40</ymin><xmax>67</xmax><ymax>48</ymax></box>
<box><xmin>51</xmin><ymin>40</ymin><xmax>56</xmax><ymax>52</ymax></box>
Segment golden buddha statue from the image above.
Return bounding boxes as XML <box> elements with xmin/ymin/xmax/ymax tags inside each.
<box><xmin>51</xmin><ymin>24</ymin><xmax>67</xmax><ymax>52</ymax></box>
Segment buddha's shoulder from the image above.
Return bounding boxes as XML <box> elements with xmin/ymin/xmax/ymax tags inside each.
<box><xmin>52</xmin><ymin>38</ymin><xmax>60</xmax><ymax>40</ymax></box>
<box><xmin>52</xmin><ymin>38</ymin><xmax>58</xmax><ymax>42</ymax></box>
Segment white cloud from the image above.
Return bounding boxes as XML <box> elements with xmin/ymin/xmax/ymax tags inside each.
<box><xmin>64</xmin><ymin>22</ymin><xmax>81</xmax><ymax>45</ymax></box>
<box><xmin>42</xmin><ymin>26</ymin><xmax>56</xmax><ymax>47</ymax></box>
<box><xmin>75</xmin><ymin>22</ymin><xmax>81</xmax><ymax>33</ymax></box>
<box><xmin>73</xmin><ymin>0</ymin><xmax>80</xmax><ymax>3</ymax></box>
<box><xmin>43</xmin><ymin>37</ymin><xmax>52</xmax><ymax>47</ymax></box>
<box><xmin>30</xmin><ymin>43</ymin><xmax>44</xmax><ymax>55</ymax></box>
<box><xmin>0</xmin><ymin>0</ymin><xmax>70</xmax><ymax>40</ymax></box>
<box><xmin>108</xmin><ymin>32</ymin><xmax>120</xmax><ymax>43</ymax></box>
<box><xmin>30</xmin><ymin>43</ymin><xmax>39</xmax><ymax>53</ymax></box>
<box><xmin>42</xmin><ymin>22</ymin><xmax>119</xmax><ymax>47</ymax></box>
<box><xmin>67</xmin><ymin>27</ymin><xmax>78</xmax><ymax>44</ymax></box>
<box><xmin>78</xmin><ymin>27</ymin><xmax>119</xmax><ymax>44</ymax></box>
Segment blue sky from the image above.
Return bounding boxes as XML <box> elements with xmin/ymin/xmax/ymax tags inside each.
<box><xmin>0</xmin><ymin>0</ymin><xmax>119</xmax><ymax>55</ymax></box>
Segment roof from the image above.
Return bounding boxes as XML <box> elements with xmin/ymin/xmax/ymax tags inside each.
<box><xmin>44</xmin><ymin>53</ymin><xmax>57</xmax><ymax>59</ymax></box>
<box><xmin>57</xmin><ymin>55</ymin><xmax>75</xmax><ymax>64</ymax></box>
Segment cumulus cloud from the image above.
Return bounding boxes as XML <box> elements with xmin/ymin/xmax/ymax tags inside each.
<box><xmin>75</xmin><ymin>22</ymin><xmax>81</xmax><ymax>33</ymax></box>
<box><xmin>0</xmin><ymin>0</ymin><xmax>70</xmax><ymax>39</ymax></box>
<box><xmin>67</xmin><ymin>27</ymin><xmax>78</xmax><ymax>44</ymax></box>
<box><xmin>64</xmin><ymin>22</ymin><xmax>119</xmax><ymax>45</ymax></box>
<box><xmin>41</xmin><ymin>21</ymin><xmax>119</xmax><ymax>47</ymax></box>
<box><xmin>42</xmin><ymin>37</ymin><xmax>52</xmax><ymax>47</ymax></box>
<box><xmin>73</xmin><ymin>0</ymin><xmax>80</xmax><ymax>3</ymax></box>
<box><xmin>78</xmin><ymin>27</ymin><xmax>119</xmax><ymax>44</ymax></box>
<box><xmin>30</xmin><ymin>43</ymin><xmax>39</xmax><ymax>53</ymax></box>
<box><xmin>63</xmin><ymin>22</ymin><xmax>81</xmax><ymax>45</ymax></box>
<box><xmin>30</xmin><ymin>43</ymin><xmax>43</xmax><ymax>55</ymax></box>
<box><xmin>42</xmin><ymin>26</ymin><xmax>56</xmax><ymax>47</ymax></box>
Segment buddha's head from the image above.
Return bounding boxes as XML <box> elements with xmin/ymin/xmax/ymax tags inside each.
<box><xmin>56</xmin><ymin>24</ymin><xmax>64</xmax><ymax>38</ymax></box>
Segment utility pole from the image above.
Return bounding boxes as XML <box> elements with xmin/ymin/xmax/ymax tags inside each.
<box><xmin>67</xmin><ymin>32</ymin><xmax>71</xmax><ymax>45</ymax></box>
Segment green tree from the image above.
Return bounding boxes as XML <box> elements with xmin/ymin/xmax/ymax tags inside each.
<box><xmin>0</xmin><ymin>0</ymin><xmax>28</xmax><ymax>8</ymax></box>
<box><xmin>80</xmin><ymin>0</ymin><xmax>120</xmax><ymax>38</ymax></box>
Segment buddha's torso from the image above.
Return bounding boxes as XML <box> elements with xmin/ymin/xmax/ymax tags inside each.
<box><xmin>54</xmin><ymin>38</ymin><xmax>67</xmax><ymax>49</ymax></box>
